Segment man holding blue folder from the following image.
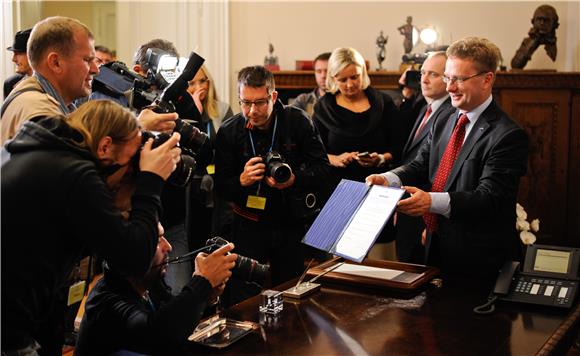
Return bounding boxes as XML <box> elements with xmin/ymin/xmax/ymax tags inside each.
<box><xmin>367</xmin><ymin>37</ymin><xmax>528</xmax><ymax>282</ymax></box>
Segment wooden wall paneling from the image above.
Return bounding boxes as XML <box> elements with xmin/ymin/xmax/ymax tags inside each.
<box><xmin>500</xmin><ymin>89</ymin><xmax>570</xmax><ymax>245</ymax></box>
<box><xmin>568</xmin><ymin>93</ymin><xmax>580</xmax><ymax>246</ymax></box>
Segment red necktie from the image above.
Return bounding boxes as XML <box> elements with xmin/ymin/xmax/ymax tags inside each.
<box><xmin>423</xmin><ymin>114</ymin><xmax>470</xmax><ymax>232</ymax></box>
<box><xmin>414</xmin><ymin>105</ymin><xmax>432</xmax><ymax>139</ymax></box>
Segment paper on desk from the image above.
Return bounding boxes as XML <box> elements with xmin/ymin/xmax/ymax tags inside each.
<box><xmin>334</xmin><ymin>185</ymin><xmax>404</xmax><ymax>261</ymax></box>
<box><xmin>334</xmin><ymin>264</ymin><xmax>404</xmax><ymax>280</ymax></box>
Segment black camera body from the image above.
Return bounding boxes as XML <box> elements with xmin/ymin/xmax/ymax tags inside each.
<box><xmin>404</xmin><ymin>70</ymin><xmax>422</xmax><ymax>90</ymax></box>
<box><xmin>263</xmin><ymin>151</ymin><xmax>292</xmax><ymax>184</ymax></box>
<box><xmin>139</xmin><ymin>130</ymin><xmax>196</xmax><ymax>187</ymax></box>
<box><xmin>206</xmin><ymin>237</ymin><xmax>269</xmax><ymax>285</ymax></box>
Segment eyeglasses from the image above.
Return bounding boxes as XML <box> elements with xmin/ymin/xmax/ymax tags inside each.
<box><xmin>420</xmin><ymin>70</ymin><xmax>441</xmax><ymax>79</ymax></box>
<box><xmin>188</xmin><ymin>77</ymin><xmax>209</xmax><ymax>86</ymax></box>
<box><xmin>239</xmin><ymin>95</ymin><xmax>271</xmax><ymax>109</ymax></box>
<box><xmin>442</xmin><ymin>72</ymin><xmax>488</xmax><ymax>85</ymax></box>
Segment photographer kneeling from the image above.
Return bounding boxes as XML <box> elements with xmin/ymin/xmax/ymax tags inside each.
<box><xmin>1</xmin><ymin>100</ymin><xmax>181</xmax><ymax>355</ymax></box>
<box><xmin>215</xmin><ymin>66</ymin><xmax>330</xmax><ymax>306</ymax></box>
<box><xmin>76</xmin><ymin>220</ymin><xmax>237</xmax><ymax>355</ymax></box>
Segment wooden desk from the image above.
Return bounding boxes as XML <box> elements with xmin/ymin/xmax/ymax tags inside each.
<box><xmin>184</xmin><ymin>276</ymin><xmax>580</xmax><ymax>355</ymax></box>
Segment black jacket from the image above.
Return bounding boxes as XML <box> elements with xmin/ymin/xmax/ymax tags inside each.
<box><xmin>215</xmin><ymin>100</ymin><xmax>330</xmax><ymax>224</ymax></box>
<box><xmin>75</xmin><ymin>268</ymin><xmax>212</xmax><ymax>355</ymax></box>
<box><xmin>313</xmin><ymin>87</ymin><xmax>407</xmax><ymax>185</ymax></box>
<box><xmin>392</xmin><ymin>100</ymin><xmax>528</xmax><ymax>275</ymax></box>
<box><xmin>1</xmin><ymin>117</ymin><xmax>163</xmax><ymax>350</ymax></box>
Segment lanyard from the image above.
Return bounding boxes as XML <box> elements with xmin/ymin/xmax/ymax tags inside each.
<box><xmin>248</xmin><ymin>115</ymin><xmax>278</xmax><ymax>157</ymax></box>
<box><xmin>206</xmin><ymin>121</ymin><xmax>212</xmax><ymax>139</ymax></box>
<box><xmin>247</xmin><ymin>115</ymin><xmax>278</xmax><ymax>195</ymax></box>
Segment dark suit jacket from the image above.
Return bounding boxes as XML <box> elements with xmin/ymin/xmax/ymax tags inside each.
<box><xmin>3</xmin><ymin>73</ymin><xmax>25</xmax><ymax>99</ymax></box>
<box><xmin>391</xmin><ymin>99</ymin><xmax>528</xmax><ymax>276</ymax></box>
<box><xmin>395</xmin><ymin>97</ymin><xmax>454</xmax><ymax>263</ymax></box>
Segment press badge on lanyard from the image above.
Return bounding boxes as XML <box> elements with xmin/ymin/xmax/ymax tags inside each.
<box><xmin>245</xmin><ymin>116</ymin><xmax>278</xmax><ymax>211</ymax></box>
<box><xmin>205</xmin><ymin>121</ymin><xmax>216</xmax><ymax>175</ymax></box>
<box><xmin>246</xmin><ymin>195</ymin><xmax>267</xmax><ymax>210</ymax></box>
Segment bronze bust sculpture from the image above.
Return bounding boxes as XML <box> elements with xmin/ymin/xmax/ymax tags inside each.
<box><xmin>511</xmin><ymin>4</ymin><xmax>559</xmax><ymax>69</ymax></box>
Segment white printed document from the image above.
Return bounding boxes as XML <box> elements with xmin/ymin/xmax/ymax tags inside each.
<box><xmin>303</xmin><ymin>179</ymin><xmax>404</xmax><ymax>263</ymax></box>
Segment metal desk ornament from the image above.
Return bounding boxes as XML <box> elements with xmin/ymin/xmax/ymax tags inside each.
<box><xmin>189</xmin><ymin>314</ymin><xmax>258</xmax><ymax>349</ymax></box>
<box><xmin>283</xmin><ymin>260</ymin><xmax>345</xmax><ymax>298</ymax></box>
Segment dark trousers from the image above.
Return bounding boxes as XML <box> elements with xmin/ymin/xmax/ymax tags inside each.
<box><xmin>222</xmin><ymin>215</ymin><xmax>305</xmax><ymax>306</ymax></box>
<box><xmin>395</xmin><ymin>214</ymin><xmax>426</xmax><ymax>264</ymax></box>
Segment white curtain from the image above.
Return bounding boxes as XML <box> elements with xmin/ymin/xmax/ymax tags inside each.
<box><xmin>116</xmin><ymin>1</ymin><xmax>229</xmax><ymax>102</ymax></box>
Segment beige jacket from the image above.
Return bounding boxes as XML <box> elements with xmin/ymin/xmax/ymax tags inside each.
<box><xmin>1</xmin><ymin>76</ymin><xmax>61</xmax><ymax>145</ymax></box>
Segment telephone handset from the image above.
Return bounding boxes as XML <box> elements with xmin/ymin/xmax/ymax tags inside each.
<box><xmin>493</xmin><ymin>245</ymin><xmax>580</xmax><ymax>308</ymax></box>
<box><xmin>493</xmin><ymin>261</ymin><xmax>521</xmax><ymax>296</ymax></box>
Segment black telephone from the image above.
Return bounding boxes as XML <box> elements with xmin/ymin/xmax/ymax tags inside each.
<box><xmin>493</xmin><ymin>244</ymin><xmax>580</xmax><ymax>308</ymax></box>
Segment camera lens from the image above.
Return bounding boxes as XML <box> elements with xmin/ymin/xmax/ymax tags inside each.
<box><xmin>175</xmin><ymin>119</ymin><xmax>208</xmax><ymax>153</ymax></box>
<box><xmin>264</xmin><ymin>151</ymin><xmax>292</xmax><ymax>184</ymax></box>
<box><xmin>269</xmin><ymin>163</ymin><xmax>291</xmax><ymax>183</ymax></box>
<box><xmin>205</xmin><ymin>237</ymin><xmax>270</xmax><ymax>285</ymax></box>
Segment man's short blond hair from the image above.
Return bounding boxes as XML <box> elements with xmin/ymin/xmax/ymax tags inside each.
<box><xmin>27</xmin><ymin>16</ymin><xmax>93</xmax><ymax>69</ymax></box>
<box><xmin>446</xmin><ymin>37</ymin><xmax>501</xmax><ymax>74</ymax></box>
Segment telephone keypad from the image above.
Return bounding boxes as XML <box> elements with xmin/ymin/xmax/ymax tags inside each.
<box><xmin>507</xmin><ymin>276</ymin><xmax>577</xmax><ymax>308</ymax></box>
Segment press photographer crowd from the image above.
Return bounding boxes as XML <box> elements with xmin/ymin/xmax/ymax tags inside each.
<box><xmin>2</xmin><ymin>14</ymin><xmax>531</xmax><ymax>356</ymax></box>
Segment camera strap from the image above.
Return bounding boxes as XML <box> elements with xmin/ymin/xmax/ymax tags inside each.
<box><xmin>247</xmin><ymin>115</ymin><xmax>278</xmax><ymax>157</ymax></box>
<box><xmin>247</xmin><ymin>115</ymin><xmax>278</xmax><ymax>197</ymax></box>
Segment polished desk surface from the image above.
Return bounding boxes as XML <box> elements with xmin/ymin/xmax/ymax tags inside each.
<box><xmin>185</xmin><ymin>277</ymin><xmax>579</xmax><ymax>355</ymax></box>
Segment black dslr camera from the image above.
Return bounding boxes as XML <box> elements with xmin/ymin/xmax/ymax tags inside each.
<box><xmin>206</xmin><ymin>237</ymin><xmax>269</xmax><ymax>285</ymax></box>
<box><xmin>139</xmin><ymin>129</ymin><xmax>199</xmax><ymax>187</ymax></box>
<box><xmin>404</xmin><ymin>70</ymin><xmax>421</xmax><ymax>90</ymax></box>
<box><xmin>263</xmin><ymin>151</ymin><xmax>292</xmax><ymax>184</ymax></box>
<box><xmin>134</xmin><ymin>51</ymin><xmax>210</xmax><ymax>186</ymax></box>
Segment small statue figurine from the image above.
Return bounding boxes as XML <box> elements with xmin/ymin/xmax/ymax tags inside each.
<box><xmin>376</xmin><ymin>31</ymin><xmax>388</xmax><ymax>70</ymax></box>
<box><xmin>264</xmin><ymin>43</ymin><xmax>279</xmax><ymax>67</ymax></box>
<box><xmin>511</xmin><ymin>4</ymin><xmax>559</xmax><ymax>69</ymax></box>
<box><xmin>398</xmin><ymin>16</ymin><xmax>414</xmax><ymax>54</ymax></box>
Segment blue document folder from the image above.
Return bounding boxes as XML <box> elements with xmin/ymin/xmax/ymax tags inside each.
<box><xmin>302</xmin><ymin>179</ymin><xmax>404</xmax><ymax>263</ymax></box>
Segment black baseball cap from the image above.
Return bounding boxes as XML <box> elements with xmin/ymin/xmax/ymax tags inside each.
<box><xmin>7</xmin><ymin>28</ymin><xmax>32</xmax><ymax>52</ymax></box>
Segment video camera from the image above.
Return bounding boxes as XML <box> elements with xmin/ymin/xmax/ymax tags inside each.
<box><xmin>206</xmin><ymin>237</ymin><xmax>270</xmax><ymax>285</ymax></box>
<box><xmin>92</xmin><ymin>49</ymin><xmax>202</xmax><ymax>120</ymax></box>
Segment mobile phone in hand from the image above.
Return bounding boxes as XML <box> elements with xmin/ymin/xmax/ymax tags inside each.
<box><xmin>357</xmin><ymin>151</ymin><xmax>370</xmax><ymax>158</ymax></box>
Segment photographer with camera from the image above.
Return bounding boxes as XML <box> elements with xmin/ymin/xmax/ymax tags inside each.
<box><xmin>91</xmin><ymin>38</ymin><xmax>213</xmax><ymax>295</ymax></box>
<box><xmin>133</xmin><ymin>39</ymin><xmax>213</xmax><ymax>296</ymax></box>
<box><xmin>1</xmin><ymin>100</ymin><xmax>182</xmax><ymax>355</ymax></box>
<box><xmin>76</xmin><ymin>219</ymin><xmax>237</xmax><ymax>355</ymax></box>
<box><xmin>215</xmin><ymin>65</ymin><xmax>330</xmax><ymax>306</ymax></box>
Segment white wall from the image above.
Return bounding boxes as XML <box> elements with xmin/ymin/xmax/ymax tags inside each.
<box><xmin>229</xmin><ymin>1</ymin><xmax>580</xmax><ymax>106</ymax></box>
<box><xmin>2</xmin><ymin>1</ymin><xmax>578</xmax><ymax>108</ymax></box>
<box><xmin>116</xmin><ymin>1</ymin><xmax>229</xmax><ymax>102</ymax></box>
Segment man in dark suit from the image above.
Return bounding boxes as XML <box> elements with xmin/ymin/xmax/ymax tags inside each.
<box><xmin>395</xmin><ymin>51</ymin><xmax>454</xmax><ymax>264</ymax></box>
<box><xmin>367</xmin><ymin>37</ymin><xmax>528</xmax><ymax>281</ymax></box>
